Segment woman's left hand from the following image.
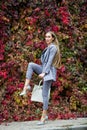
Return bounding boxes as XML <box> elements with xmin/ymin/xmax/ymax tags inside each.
<box><xmin>39</xmin><ymin>73</ymin><xmax>45</xmax><ymax>78</ymax></box>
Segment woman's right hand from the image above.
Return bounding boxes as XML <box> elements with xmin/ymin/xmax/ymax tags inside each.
<box><xmin>38</xmin><ymin>73</ymin><xmax>45</xmax><ymax>78</ymax></box>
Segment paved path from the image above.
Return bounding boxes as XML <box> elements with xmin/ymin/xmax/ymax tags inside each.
<box><xmin>0</xmin><ymin>118</ymin><xmax>87</xmax><ymax>130</ymax></box>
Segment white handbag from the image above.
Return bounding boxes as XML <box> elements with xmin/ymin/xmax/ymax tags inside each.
<box><xmin>31</xmin><ymin>80</ymin><xmax>50</xmax><ymax>103</ymax></box>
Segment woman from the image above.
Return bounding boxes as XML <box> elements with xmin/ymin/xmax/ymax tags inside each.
<box><xmin>20</xmin><ymin>31</ymin><xmax>61</xmax><ymax>125</ymax></box>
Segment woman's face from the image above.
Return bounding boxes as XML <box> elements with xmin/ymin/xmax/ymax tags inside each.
<box><xmin>45</xmin><ymin>32</ymin><xmax>54</xmax><ymax>45</ymax></box>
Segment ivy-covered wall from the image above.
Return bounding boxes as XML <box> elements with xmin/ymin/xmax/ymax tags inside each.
<box><xmin>0</xmin><ymin>0</ymin><xmax>87</xmax><ymax>122</ymax></box>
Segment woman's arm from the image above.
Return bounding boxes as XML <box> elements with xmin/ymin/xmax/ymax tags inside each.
<box><xmin>42</xmin><ymin>45</ymin><xmax>57</xmax><ymax>74</ymax></box>
<box><xmin>39</xmin><ymin>73</ymin><xmax>45</xmax><ymax>78</ymax></box>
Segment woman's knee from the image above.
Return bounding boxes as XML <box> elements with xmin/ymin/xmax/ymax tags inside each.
<box><xmin>42</xmin><ymin>91</ymin><xmax>48</xmax><ymax>98</ymax></box>
<box><xmin>28</xmin><ymin>62</ymin><xmax>34</xmax><ymax>68</ymax></box>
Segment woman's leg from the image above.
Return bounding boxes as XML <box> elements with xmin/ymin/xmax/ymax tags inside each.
<box><xmin>41</xmin><ymin>80</ymin><xmax>52</xmax><ymax>119</ymax></box>
<box><xmin>20</xmin><ymin>62</ymin><xmax>42</xmax><ymax>95</ymax></box>
<box><xmin>26</xmin><ymin>62</ymin><xmax>42</xmax><ymax>80</ymax></box>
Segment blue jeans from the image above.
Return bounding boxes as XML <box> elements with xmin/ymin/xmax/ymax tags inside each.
<box><xmin>26</xmin><ymin>62</ymin><xmax>52</xmax><ymax>110</ymax></box>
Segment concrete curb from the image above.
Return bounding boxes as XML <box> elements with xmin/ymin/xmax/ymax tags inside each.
<box><xmin>0</xmin><ymin>118</ymin><xmax>87</xmax><ymax>130</ymax></box>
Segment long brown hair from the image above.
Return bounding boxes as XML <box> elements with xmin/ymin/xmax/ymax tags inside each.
<box><xmin>47</xmin><ymin>31</ymin><xmax>61</xmax><ymax>68</ymax></box>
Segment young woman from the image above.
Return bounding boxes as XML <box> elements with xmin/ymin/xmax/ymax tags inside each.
<box><xmin>20</xmin><ymin>31</ymin><xmax>61</xmax><ymax>125</ymax></box>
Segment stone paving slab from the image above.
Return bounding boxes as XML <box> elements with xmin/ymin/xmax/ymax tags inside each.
<box><xmin>0</xmin><ymin>118</ymin><xmax>87</xmax><ymax>130</ymax></box>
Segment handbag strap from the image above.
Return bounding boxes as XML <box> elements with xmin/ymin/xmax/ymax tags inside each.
<box><xmin>39</xmin><ymin>80</ymin><xmax>43</xmax><ymax>86</ymax></box>
<box><xmin>33</xmin><ymin>80</ymin><xmax>43</xmax><ymax>91</ymax></box>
